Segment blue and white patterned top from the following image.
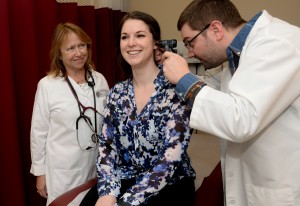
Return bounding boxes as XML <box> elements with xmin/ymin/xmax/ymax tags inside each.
<box><xmin>96</xmin><ymin>71</ymin><xmax>196</xmax><ymax>205</ymax></box>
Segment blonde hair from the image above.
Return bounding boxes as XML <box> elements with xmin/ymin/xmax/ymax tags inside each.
<box><xmin>48</xmin><ymin>22</ymin><xmax>94</xmax><ymax>77</ymax></box>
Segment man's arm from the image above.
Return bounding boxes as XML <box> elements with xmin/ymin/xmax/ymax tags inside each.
<box><xmin>162</xmin><ymin>51</ymin><xmax>206</xmax><ymax>108</ymax></box>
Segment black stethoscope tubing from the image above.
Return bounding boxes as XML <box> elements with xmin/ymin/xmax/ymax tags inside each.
<box><xmin>66</xmin><ymin>69</ymin><xmax>98</xmax><ymax>149</ymax></box>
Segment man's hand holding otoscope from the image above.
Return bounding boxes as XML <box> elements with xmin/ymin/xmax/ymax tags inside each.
<box><xmin>156</xmin><ymin>39</ymin><xmax>191</xmax><ymax>84</ymax></box>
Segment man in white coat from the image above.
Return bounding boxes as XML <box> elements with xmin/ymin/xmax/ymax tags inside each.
<box><xmin>162</xmin><ymin>0</ymin><xmax>300</xmax><ymax>205</ymax></box>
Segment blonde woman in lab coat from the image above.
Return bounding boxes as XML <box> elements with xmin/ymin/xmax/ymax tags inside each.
<box><xmin>30</xmin><ymin>22</ymin><xmax>109</xmax><ymax>206</ymax></box>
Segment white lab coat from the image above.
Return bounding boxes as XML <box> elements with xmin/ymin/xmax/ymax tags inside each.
<box><xmin>30</xmin><ymin>71</ymin><xmax>109</xmax><ymax>205</ymax></box>
<box><xmin>190</xmin><ymin>11</ymin><xmax>300</xmax><ymax>205</ymax></box>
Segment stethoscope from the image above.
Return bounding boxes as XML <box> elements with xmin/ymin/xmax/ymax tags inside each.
<box><xmin>66</xmin><ymin>69</ymin><xmax>101</xmax><ymax>150</ymax></box>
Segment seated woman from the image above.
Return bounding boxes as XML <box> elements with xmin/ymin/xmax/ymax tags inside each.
<box><xmin>81</xmin><ymin>11</ymin><xmax>196</xmax><ymax>206</ymax></box>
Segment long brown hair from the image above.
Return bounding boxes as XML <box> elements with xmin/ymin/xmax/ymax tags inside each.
<box><xmin>116</xmin><ymin>11</ymin><xmax>161</xmax><ymax>79</ymax></box>
<box><xmin>48</xmin><ymin>22</ymin><xmax>94</xmax><ymax>78</ymax></box>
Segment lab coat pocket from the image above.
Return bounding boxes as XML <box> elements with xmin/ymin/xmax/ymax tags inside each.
<box><xmin>246</xmin><ymin>184</ymin><xmax>294</xmax><ymax>206</ymax></box>
<box><xmin>52</xmin><ymin>168</ymin><xmax>83</xmax><ymax>199</ymax></box>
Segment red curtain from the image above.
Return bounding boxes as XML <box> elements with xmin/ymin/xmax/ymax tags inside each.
<box><xmin>0</xmin><ymin>0</ymin><xmax>126</xmax><ymax>205</ymax></box>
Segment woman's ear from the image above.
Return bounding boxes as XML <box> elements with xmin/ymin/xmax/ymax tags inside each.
<box><xmin>154</xmin><ymin>40</ymin><xmax>159</xmax><ymax>49</ymax></box>
<box><xmin>154</xmin><ymin>47</ymin><xmax>164</xmax><ymax>64</ymax></box>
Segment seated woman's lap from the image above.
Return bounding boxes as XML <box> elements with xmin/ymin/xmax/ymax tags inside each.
<box><xmin>80</xmin><ymin>177</ymin><xmax>195</xmax><ymax>206</ymax></box>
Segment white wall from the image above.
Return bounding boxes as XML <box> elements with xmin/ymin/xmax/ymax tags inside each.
<box><xmin>129</xmin><ymin>0</ymin><xmax>300</xmax><ymax>40</ymax></box>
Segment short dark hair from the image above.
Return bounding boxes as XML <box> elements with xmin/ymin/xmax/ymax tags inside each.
<box><xmin>116</xmin><ymin>11</ymin><xmax>161</xmax><ymax>78</ymax></box>
<box><xmin>177</xmin><ymin>0</ymin><xmax>246</xmax><ymax>31</ymax></box>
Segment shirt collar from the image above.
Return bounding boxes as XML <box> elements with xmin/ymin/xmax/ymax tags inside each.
<box><xmin>226</xmin><ymin>11</ymin><xmax>262</xmax><ymax>74</ymax></box>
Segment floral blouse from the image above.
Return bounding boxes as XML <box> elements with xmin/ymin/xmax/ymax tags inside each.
<box><xmin>96</xmin><ymin>71</ymin><xmax>196</xmax><ymax>205</ymax></box>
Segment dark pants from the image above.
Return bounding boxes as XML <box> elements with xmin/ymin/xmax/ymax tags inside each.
<box><xmin>80</xmin><ymin>177</ymin><xmax>195</xmax><ymax>206</ymax></box>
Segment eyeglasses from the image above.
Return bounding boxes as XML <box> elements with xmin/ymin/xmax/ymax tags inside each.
<box><xmin>184</xmin><ymin>23</ymin><xmax>211</xmax><ymax>49</ymax></box>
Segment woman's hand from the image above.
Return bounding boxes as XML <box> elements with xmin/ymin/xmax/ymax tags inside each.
<box><xmin>95</xmin><ymin>195</ymin><xmax>117</xmax><ymax>206</ymax></box>
<box><xmin>36</xmin><ymin>175</ymin><xmax>48</xmax><ymax>198</ymax></box>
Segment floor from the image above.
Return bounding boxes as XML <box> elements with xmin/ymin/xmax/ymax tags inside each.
<box><xmin>187</xmin><ymin>130</ymin><xmax>221</xmax><ymax>190</ymax></box>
